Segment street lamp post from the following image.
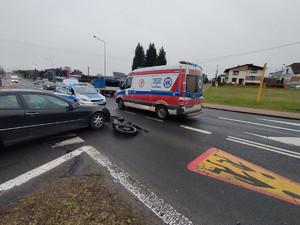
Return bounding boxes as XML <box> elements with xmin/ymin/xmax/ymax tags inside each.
<box><xmin>93</xmin><ymin>35</ymin><xmax>106</xmax><ymax>77</ymax></box>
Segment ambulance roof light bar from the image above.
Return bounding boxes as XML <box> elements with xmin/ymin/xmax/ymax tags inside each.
<box><xmin>179</xmin><ymin>61</ymin><xmax>202</xmax><ymax>70</ymax></box>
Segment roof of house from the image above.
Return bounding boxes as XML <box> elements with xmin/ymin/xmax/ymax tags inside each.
<box><xmin>224</xmin><ymin>64</ymin><xmax>263</xmax><ymax>73</ymax></box>
<box><xmin>288</xmin><ymin>63</ymin><xmax>300</xmax><ymax>74</ymax></box>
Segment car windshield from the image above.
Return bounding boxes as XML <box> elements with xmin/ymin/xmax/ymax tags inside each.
<box><xmin>73</xmin><ymin>86</ymin><xmax>98</xmax><ymax>94</ymax></box>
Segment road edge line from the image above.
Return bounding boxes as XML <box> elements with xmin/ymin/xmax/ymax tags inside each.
<box><xmin>84</xmin><ymin>146</ymin><xmax>193</xmax><ymax>225</ymax></box>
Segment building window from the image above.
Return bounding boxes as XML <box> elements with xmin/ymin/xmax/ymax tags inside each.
<box><xmin>249</xmin><ymin>76</ymin><xmax>255</xmax><ymax>81</ymax></box>
<box><xmin>286</xmin><ymin>69</ymin><xmax>289</xmax><ymax>74</ymax></box>
<box><xmin>232</xmin><ymin>78</ymin><xmax>237</xmax><ymax>83</ymax></box>
<box><xmin>251</xmin><ymin>69</ymin><xmax>257</xmax><ymax>73</ymax></box>
<box><xmin>233</xmin><ymin>71</ymin><xmax>239</xmax><ymax>75</ymax></box>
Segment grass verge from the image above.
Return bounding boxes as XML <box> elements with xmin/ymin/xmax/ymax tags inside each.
<box><xmin>0</xmin><ymin>175</ymin><xmax>145</xmax><ymax>225</ymax></box>
<box><xmin>203</xmin><ymin>86</ymin><xmax>300</xmax><ymax>113</ymax></box>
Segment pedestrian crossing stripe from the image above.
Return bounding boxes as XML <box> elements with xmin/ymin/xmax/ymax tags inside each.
<box><xmin>187</xmin><ymin>148</ymin><xmax>300</xmax><ymax>205</ymax></box>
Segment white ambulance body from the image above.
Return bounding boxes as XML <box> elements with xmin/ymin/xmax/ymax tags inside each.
<box><xmin>115</xmin><ymin>61</ymin><xmax>204</xmax><ymax>119</ymax></box>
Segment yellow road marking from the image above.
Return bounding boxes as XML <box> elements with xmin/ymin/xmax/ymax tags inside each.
<box><xmin>188</xmin><ymin>148</ymin><xmax>300</xmax><ymax>205</ymax></box>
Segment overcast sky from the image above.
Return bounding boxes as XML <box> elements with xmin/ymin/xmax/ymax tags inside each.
<box><xmin>1</xmin><ymin>0</ymin><xmax>299</xmax><ymax>79</ymax></box>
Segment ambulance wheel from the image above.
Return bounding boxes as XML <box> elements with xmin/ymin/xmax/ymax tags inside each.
<box><xmin>156</xmin><ymin>105</ymin><xmax>168</xmax><ymax>120</ymax></box>
<box><xmin>117</xmin><ymin>99</ymin><xmax>125</xmax><ymax>109</ymax></box>
<box><xmin>115</xmin><ymin>124</ymin><xmax>138</xmax><ymax>135</ymax></box>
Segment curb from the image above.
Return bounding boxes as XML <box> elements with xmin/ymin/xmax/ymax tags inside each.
<box><xmin>203</xmin><ymin>103</ymin><xmax>300</xmax><ymax>120</ymax></box>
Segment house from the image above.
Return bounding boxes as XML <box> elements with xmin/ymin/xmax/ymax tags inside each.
<box><xmin>45</xmin><ymin>68</ymin><xmax>70</xmax><ymax>82</ymax></box>
<box><xmin>269</xmin><ymin>70</ymin><xmax>283</xmax><ymax>79</ymax></box>
<box><xmin>279</xmin><ymin>63</ymin><xmax>300</xmax><ymax>88</ymax></box>
<box><xmin>219</xmin><ymin>74</ymin><xmax>226</xmax><ymax>83</ymax></box>
<box><xmin>224</xmin><ymin>64</ymin><xmax>264</xmax><ymax>85</ymax></box>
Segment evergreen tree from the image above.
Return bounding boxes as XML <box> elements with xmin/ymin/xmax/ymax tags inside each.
<box><xmin>132</xmin><ymin>43</ymin><xmax>145</xmax><ymax>70</ymax></box>
<box><xmin>145</xmin><ymin>43</ymin><xmax>157</xmax><ymax>67</ymax></box>
<box><xmin>155</xmin><ymin>47</ymin><xmax>167</xmax><ymax>66</ymax></box>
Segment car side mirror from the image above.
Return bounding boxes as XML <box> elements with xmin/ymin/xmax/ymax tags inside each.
<box><xmin>66</xmin><ymin>103</ymin><xmax>76</xmax><ymax>111</ymax></box>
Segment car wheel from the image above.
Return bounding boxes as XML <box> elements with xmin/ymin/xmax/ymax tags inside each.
<box><xmin>90</xmin><ymin>112</ymin><xmax>105</xmax><ymax>130</ymax></box>
<box><xmin>117</xmin><ymin>98</ymin><xmax>125</xmax><ymax>109</ymax></box>
<box><xmin>156</xmin><ymin>105</ymin><xmax>168</xmax><ymax>120</ymax></box>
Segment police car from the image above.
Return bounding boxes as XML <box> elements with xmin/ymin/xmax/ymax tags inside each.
<box><xmin>54</xmin><ymin>79</ymin><xmax>106</xmax><ymax>105</ymax></box>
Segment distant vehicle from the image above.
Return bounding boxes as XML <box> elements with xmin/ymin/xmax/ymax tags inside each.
<box><xmin>43</xmin><ymin>81</ymin><xmax>56</xmax><ymax>90</ymax></box>
<box><xmin>0</xmin><ymin>89</ymin><xmax>111</xmax><ymax>148</ymax></box>
<box><xmin>33</xmin><ymin>80</ymin><xmax>41</xmax><ymax>85</ymax></box>
<box><xmin>91</xmin><ymin>78</ymin><xmax>120</xmax><ymax>96</ymax></box>
<box><xmin>115</xmin><ymin>61</ymin><xmax>203</xmax><ymax>119</ymax></box>
<box><xmin>11</xmin><ymin>75</ymin><xmax>19</xmax><ymax>83</ymax></box>
<box><xmin>295</xmin><ymin>85</ymin><xmax>300</xmax><ymax>89</ymax></box>
<box><xmin>54</xmin><ymin>81</ymin><xmax>106</xmax><ymax>105</ymax></box>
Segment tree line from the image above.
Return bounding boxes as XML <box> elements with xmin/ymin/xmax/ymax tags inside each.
<box><xmin>132</xmin><ymin>43</ymin><xmax>167</xmax><ymax>70</ymax></box>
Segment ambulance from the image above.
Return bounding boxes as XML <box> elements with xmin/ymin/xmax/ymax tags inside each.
<box><xmin>115</xmin><ymin>61</ymin><xmax>203</xmax><ymax>119</ymax></box>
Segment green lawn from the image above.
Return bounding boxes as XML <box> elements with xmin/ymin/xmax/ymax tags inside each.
<box><xmin>203</xmin><ymin>86</ymin><xmax>300</xmax><ymax>113</ymax></box>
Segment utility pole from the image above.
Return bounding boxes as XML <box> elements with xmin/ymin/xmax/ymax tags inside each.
<box><xmin>215</xmin><ymin>65</ymin><xmax>219</xmax><ymax>79</ymax></box>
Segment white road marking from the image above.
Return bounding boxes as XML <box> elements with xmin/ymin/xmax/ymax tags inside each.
<box><xmin>123</xmin><ymin>111</ymin><xmax>136</xmax><ymax>115</ymax></box>
<box><xmin>180</xmin><ymin>125</ymin><xmax>212</xmax><ymax>135</ymax></box>
<box><xmin>219</xmin><ymin>117</ymin><xmax>300</xmax><ymax>133</ymax></box>
<box><xmin>52</xmin><ymin>136</ymin><xmax>85</xmax><ymax>148</ymax></box>
<box><xmin>0</xmin><ymin>144</ymin><xmax>193</xmax><ymax>224</ymax></box>
<box><xmin>84</xmin><ymin>146</ymin><xmax>193</xmax><ymax>225</ymax></box>
<box><xmin>145</xmin><ymin>116</ymin><xmax>164</xmax><ymax>123</ymax></box>
<box><xmin>0</xmin><ymin>148</ymin><xmax>84</xmax><ymax>194</ymax></box>
<box><xmin>258</xmin><ymin>118</ymin><xmax>300</xmax><ymax>127</ymax></box>
<box><xmin>246</xmin><ymin>132</ymin><xmax>300</xmax><ymax>147</ymax></box>
<box><xmin>226</xmin><ymin>136</ymin><xmax>300</xmax><ymax>159</ymax></box>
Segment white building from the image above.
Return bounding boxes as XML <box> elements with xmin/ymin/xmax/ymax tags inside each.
<box><xmin>280</xmin><ymin>63</ymin><xmax>300</xmax><ymax>88</ymax></box>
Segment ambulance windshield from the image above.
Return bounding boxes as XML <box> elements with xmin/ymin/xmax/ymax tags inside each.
<box><xmin>186</xmin><ymin>75</ymin><xmax>203</xmax><ymax>93</ymax></box>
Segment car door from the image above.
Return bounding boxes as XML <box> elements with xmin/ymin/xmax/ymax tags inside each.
<box><xmin>123</xmin><ymin>77</ymin><xmax>134</xmax><ymax>103</ymax></box>
<box><xmin>0</xmin><ymin>93</ymin><xmax>30</xmax><ymax>146</ymax></box>
<box><xmin>21</xmin><ymin>93</ymin><xmax>86</xmax><ymax>138</ymax></box>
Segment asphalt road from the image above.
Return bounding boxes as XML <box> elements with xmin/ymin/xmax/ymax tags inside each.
<box><xmin>1</xmin><ymin>79</ymin><xmax>299</xmax><ymax>225</ymax></box>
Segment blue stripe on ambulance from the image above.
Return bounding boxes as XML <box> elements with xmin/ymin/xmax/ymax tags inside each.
<box><xmin>117</xmin><ymin>91</ymin><xmax>203</xmax><ymax>99</ymax></box>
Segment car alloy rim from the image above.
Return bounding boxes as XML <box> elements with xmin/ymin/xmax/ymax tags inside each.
<box><xmin>93</xmin><ymin>115</ymin><xmax>103</xmax><ymax>127</ymax></box>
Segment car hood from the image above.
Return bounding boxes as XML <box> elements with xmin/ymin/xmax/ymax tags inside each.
<box><xmin>78</xmin><ymin>93</ymin><xmax>103</xmax><ymax>99</ymax></box>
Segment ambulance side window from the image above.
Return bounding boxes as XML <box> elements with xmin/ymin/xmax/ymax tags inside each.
<box><xmin>124</xmin><ymin>77</ymin><xmax>133</xmax><ymax>89</ymax></box>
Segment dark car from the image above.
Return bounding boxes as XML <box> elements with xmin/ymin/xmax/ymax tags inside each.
<box><xmin>0</xmin><ymin>89</ymin><xmax>111</xmax><ymax>148</ymax></box>
<box><xmin>43</xmin><ymin>81</ymin><xmax>56</xmax><ymax>90</ymax></box>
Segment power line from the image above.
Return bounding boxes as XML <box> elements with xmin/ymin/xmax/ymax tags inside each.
<box><xmin>198</xmin><ymin>41</ymin><xmax>300</xmax><ymax>63</ymax></box>
<box><xmin>0</xmin><ymin>37</ymin><xmax>131</xmax><ymax>61</ymax></box>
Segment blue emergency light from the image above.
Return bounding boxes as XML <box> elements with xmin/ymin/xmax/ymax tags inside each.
<box><xmin>179</xmin><ymin>61</ymin><xmax>202</xmax><ymax>69</ymax></box>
